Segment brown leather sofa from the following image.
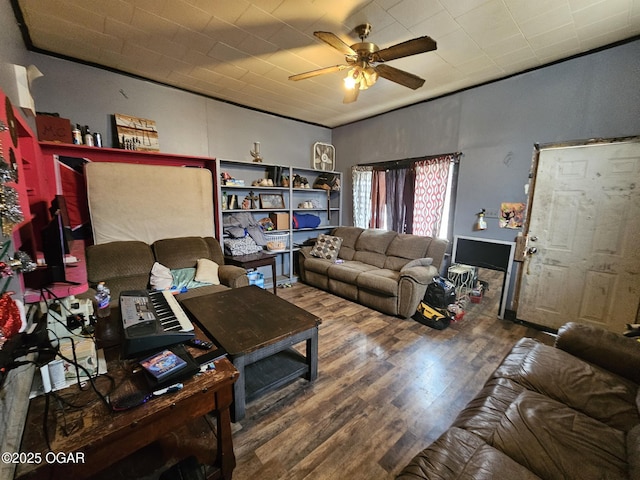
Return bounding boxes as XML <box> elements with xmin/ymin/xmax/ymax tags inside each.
<box><xmin>397</xmin><ymin>322</ymin><xmax>640</xmax><ymax>479</ymax></box>
<box><xmin>298</xmin><ymin>227</ymin><xmax>448</xmax><ymax>318</ymax></box>
<box><xmin>84</xmin><ymin>236</ymin><xmax>249</xmax><ymax>306</ymax></box>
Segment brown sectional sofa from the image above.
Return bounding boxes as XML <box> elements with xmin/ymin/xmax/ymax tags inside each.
<box><xmin>84</xmin><ymin>236</ymin><xmax>249</xmax><ymax>305</ymax></box>
<box><xmin>298</xmin><ymin>227</ymin><xmax>448</xmax><ymax>318</ymax></box>
<box><xmin>397</xmin><ymin>322</ymin><xmax>640</xmax><ymax>480</ymax></box>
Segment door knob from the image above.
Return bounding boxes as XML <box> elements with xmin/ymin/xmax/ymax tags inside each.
<box><xmin>530</xmin><ymin>236</ymin><xmax>538</xmax><ymax>242</ymax></box>
<box><xmin>527</xmin><ymin>247</ymin><xmax>538</xmax><ymax>255</ymax></box>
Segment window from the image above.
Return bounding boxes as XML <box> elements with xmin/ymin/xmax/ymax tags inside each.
<box><xmin>353</xmin><ymin>153</ymin><xmax>460</xmax><ymax>239</ymax></box>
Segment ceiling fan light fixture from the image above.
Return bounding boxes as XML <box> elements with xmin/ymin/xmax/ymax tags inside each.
<box><xmin>344</xmin><ymin>68</ymin><xmax>360</xmax><ymax>90</ymax></box>
<box><xmin>294</xmin><ymin>24</ymin><xmax>436</xmax><ymax>103</ymax></box>
<box><xmin>361</xmin><ymin>67</ymin><xmax>378</xmax><ymax>89</ymax></box>
<box><xmin>343</xmin><ymin>76</ymin><xmax>356</xmax><ymax>90</ymax></box>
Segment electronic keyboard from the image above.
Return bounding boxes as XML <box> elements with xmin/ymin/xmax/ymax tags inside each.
<box><xmin>120</xmin><ymin>290</ymin><xmax>195</xmax><ymax>358</ymax></box>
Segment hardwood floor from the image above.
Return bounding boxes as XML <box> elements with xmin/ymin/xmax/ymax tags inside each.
<box><xmin>95</xmin><ymin>273</ymin><xmax>553</xmax><ymax>479</ymax></box>
<box><xmin>230</xmin><ymin>276</ymin><xmax>553</xmax><ymax>480</ymax></box>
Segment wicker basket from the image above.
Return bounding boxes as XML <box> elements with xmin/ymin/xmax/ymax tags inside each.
<box><xmin>264</xmin><ymin>232</ymin><xmax>289</xmax><ymax>251</ymax></box>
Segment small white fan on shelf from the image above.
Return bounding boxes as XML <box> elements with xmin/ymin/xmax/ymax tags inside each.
<box><xmin>313</xmin><ymin>142</ymin><xmax>335</xmax><ymax>171</ymax></box>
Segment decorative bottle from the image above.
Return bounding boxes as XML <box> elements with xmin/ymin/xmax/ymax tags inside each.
<box><xmin>84</xmin><ymin>126</ymin><xmax>94</xmax><ymax>146</ymax></box>
<box><xmin>72</xmin><ymin>124</ymin><xmax>82</xmax><ymax>144</ymax></box>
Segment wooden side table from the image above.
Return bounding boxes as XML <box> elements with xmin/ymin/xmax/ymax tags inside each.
<box><xmin>16</xmin><ymin>320</ymin><xmax>239</xmax><ymax>480</ymax></box>
<box><xmin>224</xmin><ymin>251</ymin><xmax>278</xmax><ymax>295</ymax></box>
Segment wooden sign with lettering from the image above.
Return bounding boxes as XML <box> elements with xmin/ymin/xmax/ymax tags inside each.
<box><xmin>35</xmin><ymin>115</ymin><xmax>72</xmax><ymax>143</ymax></box>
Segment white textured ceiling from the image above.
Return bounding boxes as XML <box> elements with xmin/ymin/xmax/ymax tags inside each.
<box><xmin>14</xmin><ymin>0</ymin><xmax>640</xmax><ymax>128</ymax></box>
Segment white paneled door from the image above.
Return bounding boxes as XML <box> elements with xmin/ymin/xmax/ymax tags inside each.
<box><xmin>517</xmin><ymin>138</ymin><xmax>640</xmax><ymax>333</ymax></box>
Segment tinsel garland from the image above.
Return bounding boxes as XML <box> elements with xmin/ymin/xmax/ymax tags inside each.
<box><xmin>0</xmin><ymin>240</ymin><xmax>36</xmax><ymax>295</ymax></box>
<box><xmin>0</xmin><ymin>240</ymin><xmax>35</xmax><ymax>345</ymax></box>
<box><xmin>0</xmin><ymin>292</ymin><xmax>21</xmax><ymax>344</ymax></box>
<box><xmin>0</xmin><ymin>96</ymin><xmax>32</xmax><ymax>346</ymax></box>
<box><xmin>0</xmin><ymin>184</ymin><xmax>24</xmax><ymax>236</ymax></box>
<box><xmin>0</xmin><ymin>155</ymin><xmax>15</xmax><ymax>183</ymax></box>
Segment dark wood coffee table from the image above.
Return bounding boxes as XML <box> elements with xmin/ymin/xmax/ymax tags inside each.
<box><xmin>181</xmin><ymin>285</ymin><xmax>321</xmax><ymax>422</ymax></box>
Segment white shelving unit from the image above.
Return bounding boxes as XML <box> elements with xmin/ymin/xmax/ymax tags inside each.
<box><xmin>215</xmin><ymin>159</ymin><xmax>342</xmax><ymax>287</ymax></box>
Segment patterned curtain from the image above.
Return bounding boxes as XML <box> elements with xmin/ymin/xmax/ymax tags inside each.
<box><xmin>412</xmin><ymin>154</ymin><xmax>455</xmax><ymax>237</ymax></box>
<box><xmin>369</xmin><ymin>169</ymin><xmax>386</xmax><ymax>228</ymax></box>
<box><xmin>351</xmin><ymin>166</ymin><xmax>372</xmax><ymax>228</ymax></box>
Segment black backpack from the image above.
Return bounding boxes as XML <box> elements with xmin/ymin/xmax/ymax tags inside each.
<box><xmin>424</xmin><ymin>276</ymin><xmax>456</xmax><ymax>309</ymax></box>
<box><xmin>412</xmin><ymin>277</ymin><xmax>456</xmax><ymax>330</ymax></box>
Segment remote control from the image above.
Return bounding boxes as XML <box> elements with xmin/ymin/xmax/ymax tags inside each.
<box><xmin>111</xmin><ymin>391</ymin><xmax>152</xmax><ymax>411</ymax></box>
<box><xmin>186</xmin><ymin>338</ymin><xmax>214</xmax><ymax>350</ymax></box>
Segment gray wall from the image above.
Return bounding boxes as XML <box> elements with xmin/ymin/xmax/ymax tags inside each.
<box><xmin>28</xmin><ymin>55</ymin><xmax>332</xmax><ymax>162</ymax></box>
<box><xmin>24</xmin><ymin>55</ymin><xmax>333</xmax><ymax>163</ymax></box>
<box><xmin>0</xmin><ymin>1</ymin><xmax>331</xmax><ymax>163</ymax></box>
<box><xmin>334</xmin><ymin>39</ymin><xmax>640</xmax><ymax>241</ymax></box>
<box><xmin>332</xmin><ymin>38</ymin><xmax>640</xmax><ymax>309</ymax></box>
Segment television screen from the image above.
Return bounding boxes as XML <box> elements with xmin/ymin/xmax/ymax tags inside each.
<box><xmin>451</xmin><ymin>235</ymin><xmax>516</xmax><ymax>319</ymax></box>
<box><xmin>25</xmin><ymin>196</ymin><xmax>76</xmax><ymax>289</ymax></box>
<box><xmin>50</xmin><ymin>195</ymin><xmax>73</xmax><ymax>248</ymax></box>
<box><xmin>452</xmin><ymin>236</ymin><xmax>513</xmax><ymax>272</ymax></box>
<box><xmin>41</xmin><ymin>211</ymin><xmax>68</xmax><ymax>284</ymax></box>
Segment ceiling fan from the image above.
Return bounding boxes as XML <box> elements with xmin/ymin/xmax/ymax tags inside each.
<box><xmin>289</xmin><ymin>23</ymin><xmax>437</xmax><ymax>103</ymax></box>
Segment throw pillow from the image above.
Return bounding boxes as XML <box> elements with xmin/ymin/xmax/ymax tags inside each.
<box><xmin>195</xmin><ymin>258</ymin><xmax>220</xmax><ymax>285</ymax></box>
<box><xmin>150</xmin><ymin>262</ymin><xmax>173</xmax><ymax>290</ymax></box>
<box><xmin>401</xmin><ymin>257</ymin><xmax>433</xmax><ymax>272</ymax></box>
<box><xmin>310</xmin><ymin>234</ymin><xmax>343</xmax><ymax>262</ymax></box>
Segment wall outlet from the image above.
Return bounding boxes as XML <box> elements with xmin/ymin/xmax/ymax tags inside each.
<box><xmin>485</xmin><ymin>209</ymin><xmax>500</xmax><ymax>218</ymax></box>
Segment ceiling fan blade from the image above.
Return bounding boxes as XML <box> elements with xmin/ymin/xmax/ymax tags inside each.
<box><xmin>343</xmin><ymin>87</ymin><xmax>360</xmax><ymax>104</ymax></box>
<box><xmin>373</xmin><ymin>36</ymin><xmax>437</xmax><ymax>62</ymax></box>
<box><xmin>374</xmin><ymin>64</ymin><xmax>425</xmax><ymax>90</ymax></box>
<box><xmin>314</xmin><ymin>31</ymin><xmax>357</xmax><ymax>56</ymax></box>
<box><xmin>289</xmin><ymin>64</ymin><xmax>350</xmax><ymax>81</ymax></box>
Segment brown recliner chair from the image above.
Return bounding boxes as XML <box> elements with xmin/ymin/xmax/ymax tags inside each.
<box><xmin>398</xmin><ymin>322</ymin><xmax>640</xmax><ymax>479</ymax></box>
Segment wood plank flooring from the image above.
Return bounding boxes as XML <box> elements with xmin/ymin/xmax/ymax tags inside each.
<box><xmin>94</xmin><ymin>272</ymin><xmax>554</xmax><ymax>479</ymax></box>
<box><xmin>230</xmin><ymin>275</ymin><xmax>554</xmax><ymax>480</ymax></box>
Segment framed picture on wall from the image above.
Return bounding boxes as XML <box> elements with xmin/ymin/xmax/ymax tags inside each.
<box><xmin>259</xmin><ymin>193</ymin><xmax>285</xmax><ymax>209</ymax></box>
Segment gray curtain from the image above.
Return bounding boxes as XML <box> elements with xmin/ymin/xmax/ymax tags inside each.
<box><xmin>385</xmin><ymin>167</ymin><xmax>416</xmax><ymax>233</ymax></box>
